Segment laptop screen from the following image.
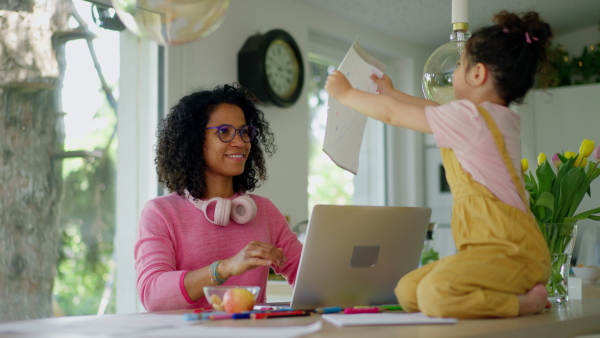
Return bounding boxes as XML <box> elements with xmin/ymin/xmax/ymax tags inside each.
<box><xmin>289</xmin><ymin>204</ymin><xmax>431</xmax><ymax>310</ymax></box>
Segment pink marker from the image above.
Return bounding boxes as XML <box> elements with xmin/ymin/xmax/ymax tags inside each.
<box><xmin>343</xmin><ymin>307</ymin><xmax>381</xmax><ymax>314</ymax></box>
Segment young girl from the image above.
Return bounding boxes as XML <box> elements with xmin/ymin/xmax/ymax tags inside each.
<box><xmin>325</xmin><ymin>11</ymin><xmax>553</xmax><ymax>318</ymax></box>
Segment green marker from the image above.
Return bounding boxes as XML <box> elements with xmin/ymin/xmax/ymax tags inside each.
<box><xmin>379</xmin><ymin>305</ymin><xmax>403</xmax><ymax>311</ymax></box>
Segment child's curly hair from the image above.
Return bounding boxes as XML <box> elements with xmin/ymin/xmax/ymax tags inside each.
<box><xmin>465</xmin><ymin>10</ymin><xmax>554</xmax><ymax>105</ymax></box>
<box><xmin>155</xmin><ymin>84</ymin><xmax>276</xmax><ymax>199</ymax></box>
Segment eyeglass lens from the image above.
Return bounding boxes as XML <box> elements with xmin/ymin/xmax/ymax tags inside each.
<box><xmin>217</xmin><ymin>125</ymin><xmax>256</xmax><ymax>142</ymax></box>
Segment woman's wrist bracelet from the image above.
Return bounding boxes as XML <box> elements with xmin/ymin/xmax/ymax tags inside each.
<box><xmin>209</xmin><ymin>260</ymin><xmax>227</xmax><ymax>285</ymax></box>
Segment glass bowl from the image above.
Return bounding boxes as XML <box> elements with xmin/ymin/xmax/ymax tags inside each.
<box><xmin>203</xmin><ymin>285</ymin><xmax>260</xmax><ymax>311</ymax></box>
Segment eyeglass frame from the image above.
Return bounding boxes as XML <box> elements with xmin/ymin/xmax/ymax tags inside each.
<box><xmin>205</xmin><ymin>124</ymin><xmax>257</xmax><ymax>143</ymax></box>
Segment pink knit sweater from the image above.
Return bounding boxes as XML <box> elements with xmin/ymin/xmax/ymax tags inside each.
<box><xmin>134</xmin><ymin>192</ymin><xmax>302</xmax><ymax>311</ymax></box>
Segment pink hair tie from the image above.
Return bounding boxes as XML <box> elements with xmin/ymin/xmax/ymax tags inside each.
<box><xmin>525</xmin><ymin>32</ymin><xmax>539</xmax><ymax>44</ymax></box>
<box><xmin>502</xmin><ymin>27</ymin><xmax>509</xmax><ymax>33</ymax></box>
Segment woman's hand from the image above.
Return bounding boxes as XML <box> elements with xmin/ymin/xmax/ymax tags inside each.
<box><xmin>325</xmin><ymin>70</ymin><xmax>353</xmax><ymax>102</ymax></box>
<box><xmin>371</xmin><ymin>73</ymin><xmax>395</xmax><ymax>96</ymax></box>
<box><xmin>220</xmin><ymin>241</ymin><xmax>287</xmax><ymax>278</ymax></box>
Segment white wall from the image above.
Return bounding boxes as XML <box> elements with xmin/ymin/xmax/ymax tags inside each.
<box><xmin>164</xmin><ymin>0</ymin><xmax>433</xmax><ymax>226</ymax></box>
<box><xmin>553</xmin><ymin>25</ymin><xmax>600</xmax><ymax>56</ymax></box>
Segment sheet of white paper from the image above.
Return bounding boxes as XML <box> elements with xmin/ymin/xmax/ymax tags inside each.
<box><xmin>321</xmin><ymin>312</ymin><xmax>457</xmax><ymax>327</ymax></box>
<box><xmin>142</xmin><ymin>320</ymin><xmax>323</xmax><ymax>338</ymax></box>
<box><xmin>323</xmin><ymin>37</ymin><xmax>386</xmax><ymax>174</ymax></box>
<box><xmin>0</xmin><ymin>314</ymin><xmax>184</xmax><ymax>335</ymax></box>
<box><xmin>0</xmin><ymin>313</ymin><xmax>323</xmax><ymax>338</ymax></box>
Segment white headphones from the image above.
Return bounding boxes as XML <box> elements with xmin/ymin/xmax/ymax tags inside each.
<box><xmin>185</xmin><ymin>190</ymin><xmax>257</xmax><ymax>227</ymax></box>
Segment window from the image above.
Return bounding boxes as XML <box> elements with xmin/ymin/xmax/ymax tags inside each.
<box><xmin>307</xmin><ymin>60</ymin><xmax>355</xmax><ymax>214</ymax></box>
<box><xmin>307</xmin><ymin>37</ymin><xmax>388</xmax><ymax>223</ymax></box>
<box><xmin>52</xmin><ymin>0</ymin><xmax>121</xmax><ymax>316</ymax></box>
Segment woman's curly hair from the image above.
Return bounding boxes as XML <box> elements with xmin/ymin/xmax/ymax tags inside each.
<box><xmin>155</xmin><ymin>84</ymin><xmax>276</xmax><ymax>199</ymax></box>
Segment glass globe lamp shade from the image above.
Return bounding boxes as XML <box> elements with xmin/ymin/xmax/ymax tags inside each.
<box><xmin>111</xmin><ymin>0</ymin><xmax>230</xmax><ymax>45</ymax></box>
<box><xmin>422</xmin><ymin>28</ymin><xmax>470</xmax><ymax>104</ymax></box>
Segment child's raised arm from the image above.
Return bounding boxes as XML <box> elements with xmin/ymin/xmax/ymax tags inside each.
<box><xmin>372</xmin><ymin>74</ymin><xmax>439</xmax><ymax>108</ymax></box>
<box><xmin>325</xmin><ymin>70</ymin><xmax>433</xmax><ymax>134</ymax></box>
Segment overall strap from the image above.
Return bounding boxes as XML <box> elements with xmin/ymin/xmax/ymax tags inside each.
<box><xmin>476</xmin><ymin>106</ymin><xmax>528</xmax><ymax>208</ymax></box>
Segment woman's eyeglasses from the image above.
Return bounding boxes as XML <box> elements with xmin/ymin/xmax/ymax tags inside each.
<box><xmin>205</xmin><ymin>124</ymin><xmax>257</xmax><ymax>143</ymax></box>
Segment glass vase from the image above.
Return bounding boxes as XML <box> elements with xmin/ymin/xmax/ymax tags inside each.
<box><xmin>539</xmin><ymin>222</ymin><xmax>577</xmax><ymax>303</ymax></box>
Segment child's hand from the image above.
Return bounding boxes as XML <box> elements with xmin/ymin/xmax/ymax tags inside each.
<box><xmin>325</xmin><ymin>70</ymin><xmax>352</xmax><ymax>102</ymax></box>
<box><xmin>371</xmin><ymin>73</ymin><xmax>395</xmax><ymax>96</ymax></box>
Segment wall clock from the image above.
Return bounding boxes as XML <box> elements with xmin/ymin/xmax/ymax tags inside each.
<box><xmin>238</xmin><ymin>29</ymin><xmax>304</xmax><ymax>108</ymax></box>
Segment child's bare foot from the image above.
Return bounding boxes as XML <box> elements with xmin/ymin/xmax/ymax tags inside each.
<box><xmin>517</xmin><ymin>284</ymin><xmax>552</xmax><ymax>316</ymax></box>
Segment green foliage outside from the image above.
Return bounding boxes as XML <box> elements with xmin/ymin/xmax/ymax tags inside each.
<box><xmin>52</xmin><ymin>16</ymin><xmax>119</xmax><ymax>315</ymax></box>
<box><xmin>54</xmin><ymin>92</ymin><xmax>118</xmax><ymax>315</ymax></box>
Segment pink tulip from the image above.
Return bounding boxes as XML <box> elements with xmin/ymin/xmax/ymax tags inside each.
<box><xmin>552</xmin><ymin>153</ymin><xmax>561</xmax><ymax>168</ymax></box>
<box><xmin>594</xmin><ymin>146</ymin><xmax>600</xmax><ymax>162</ymax></box>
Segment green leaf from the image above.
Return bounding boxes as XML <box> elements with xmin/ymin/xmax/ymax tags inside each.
<box><xmin>567</xmin><ymin>181</ymin><xmax>592</xmax><ymax>218</ymax></box>
<box><xmin>536</xmin><ymin>161</ymin><xmax>556</xmax><ymax>194</ymax></box>
<box><xmin>534</xmin><ymin>192</ymin><xmax>555</xmax><ymax>210</ymax></box>
<box><xmin>556</xmin><ymin>167</ymin><xmax>586</xmax><ymax>222</ymax></box>
<box><xmin>525</xmin><ymin>171</ymin><xmax>538</xmax><ymax>195</ymax></box>
<box><xmin>589</xmin><ymin>215</ymin><xmax>600</xmax><ymax>221</ymax></box>
<box><xmin>574</xmin><ymin>206</ymin><xmax>600</xmax><ymax>220</ymax></box>
<box><xmin>532</xmin><ymin>192</ymin><xmax>554</xmax><ymax>222</ymax></box>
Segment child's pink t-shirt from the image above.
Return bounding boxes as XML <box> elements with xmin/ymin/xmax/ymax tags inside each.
<box><xmin>134</xmin><ymin>192</ymin><xmax>302</xmax><ymax>311</ymax></box>
<box><xmin>425</xmin><ymin>100</ymin><xmax>526</xmax><ymax>212</ymax></box>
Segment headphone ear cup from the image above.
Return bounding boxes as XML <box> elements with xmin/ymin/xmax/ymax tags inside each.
<box><xmin>200</xmin><ymin>197</ymin><xmax>231</xmax><ymax>226</ymax></box>
<box><xmin>213</xmin><ymin>198</ymin><xmax>232</xmax><ymax>226</ymax></box>
<box><xmin>230</xmin><ymin>195</ymin><xmax>257</xmax><ymax>224</ymax></box>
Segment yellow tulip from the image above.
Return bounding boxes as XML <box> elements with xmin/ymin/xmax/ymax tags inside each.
<box><xmin>521</xmin><ymin>158</ymin><xmax>529</xmax><ymax>174</ymax></box>
<box><xmin>565</xmin><ymin>151</ymin><xmax>577</xmax><ymax>159</ymax></box>
<box><xmin>579</xmin><ymin>139</ymin><xmax>595</xmax><ymax>157</ymax></box>
<box><xmin>574</xmin><ymin>155</ymin><xmax>589</xmax><ymax>168</ymax></box>
<box><xmin>537</xmin><ymin>152</ymin><xmax>547</xmax><ymax>166</ymax></box>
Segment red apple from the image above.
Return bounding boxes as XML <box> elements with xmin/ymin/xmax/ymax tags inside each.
<box><xmin>222</xmin><ymin>288</ymin><xmax>256</xmax><ymax>313</ymax></box>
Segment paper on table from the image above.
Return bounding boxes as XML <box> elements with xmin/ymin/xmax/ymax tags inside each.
<box><xmin>321</xmin><ymin>312</ymin><xmax>457</xmax><ymax>327</ymax></box>
<box><xmin>142</xmin><ymin>320</ymin><xmax>323</xmax><ymax>338</ymax></box>
<box><xmin>323</xmin><ymin>37</ymin><xmax>386</xmax><ymax>175</ymax></box>
<box><xmin>0</xmin><ymin>313</ymin><xmax>323</xmax><ymax>338</ymax></box>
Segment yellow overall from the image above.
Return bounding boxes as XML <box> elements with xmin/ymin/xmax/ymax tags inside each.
<box><xmin>396</xmin><ymin>107</ymin><xmax>550</xmax><ymax>318</ymax></box>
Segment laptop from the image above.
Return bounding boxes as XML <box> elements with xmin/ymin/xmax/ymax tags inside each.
<box><xmin>288</xmin><ymin>204</ymin><xmax>432</xmax><ymax>310</ymax></box>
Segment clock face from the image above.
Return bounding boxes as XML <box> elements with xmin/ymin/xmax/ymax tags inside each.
<box><xmin>265</xmin><ymin>39</ymin><xmax>300</xmax><ymax>99</ymax></box>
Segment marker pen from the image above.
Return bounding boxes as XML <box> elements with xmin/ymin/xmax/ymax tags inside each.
<box><xmin>206</xmin><ymin>313</ymin><xmax>235</xmax><ymax>320</ymax></box>
<box><xmin>314</xmin><ymin>306</ymin><xmax>342</xmax><ymax>314</ymax></box>
<box><xmin>231</xmin><ymin>313</ymin><xmax>252</xmax><ymax>319</ymax></box>
<box><xmin>182</xmin><ymin>313</ymin><xmax>202</xmax><ymax>321</ymax></box>
<box><xmin>251</xmin><ymin>310</ymin><xmax>311</xmax><ymax>319</ymax></box>
<box><xmin>199</xmin><ymin>311</ymin><xmax>227</xmax><ymax>320</ymax></box>
<box><xmin>343</xmin><ymin>307</ymin><xmax>381</xmax><ymax>314</ymax></box>
<box><xmin>379</xmin><ymin>305</ymin><xmax>403</xmax><ymax>311</ymax></box>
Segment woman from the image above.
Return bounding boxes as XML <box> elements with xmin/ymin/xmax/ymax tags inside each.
<box><xmin>135</xmin><ymin>84</ymin><xmax>302</xmax><ymax>311</ymax></box>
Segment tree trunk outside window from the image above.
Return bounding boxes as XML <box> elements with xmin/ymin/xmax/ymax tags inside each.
<box><xmin>0</xmin><ymin>0</ymin><xmax>71</xmax><ymax>321</ymax></box>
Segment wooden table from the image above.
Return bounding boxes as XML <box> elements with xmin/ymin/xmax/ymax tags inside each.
<box><xmin>2</xmin><ymin>284</ymin><xmax>600</xmax><ymax>338</ymax></box>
